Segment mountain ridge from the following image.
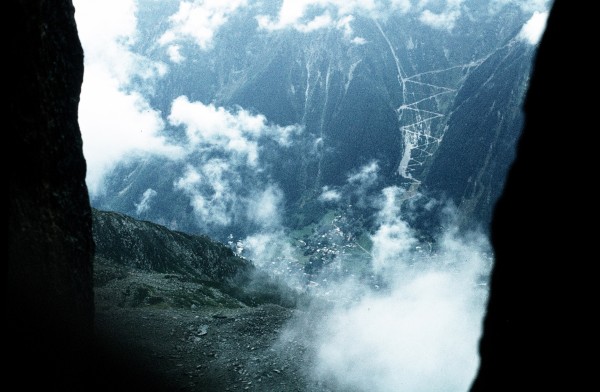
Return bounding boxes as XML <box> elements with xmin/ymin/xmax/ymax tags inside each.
<box><xmin>92</xmin><ymin>207</ymin><xmax>298</xmax><ymax>309</ymax></box>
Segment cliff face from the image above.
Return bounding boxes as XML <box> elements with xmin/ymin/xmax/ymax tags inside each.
<box><xmin>471</xmin><ymin>1</ymin><xmax>586</xmax><ymax>390</ymax></box>
<box><xmin>8</xmin><ymin>0</ymin><xmax>94</xmax><ymax>387</ymax></box>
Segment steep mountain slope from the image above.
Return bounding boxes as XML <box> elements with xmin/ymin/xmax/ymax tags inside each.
<box><xmin>423</xmin><ymin>39</ymin><xmax>532</xmax><ymax>226</ymax></box>
<box><xmin>93</xmin><ymin>208</ymin><xmax>251</xmax><ymax>280</ymax></box>
<box><xmin>92</xmin><ymin>208</ymin><xmax>297</xmax><ymax>308</ymax></box>
<box><xmin>85</xmin><ymin>1</ymin><xmax>540</xmax><ymax>243</ymax></box>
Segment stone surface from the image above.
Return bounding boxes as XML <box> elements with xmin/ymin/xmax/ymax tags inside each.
<box><xmin>471</xmin><ymin>1</ymin><xmax>588</xmax><ymax>390</ymax></box>
<box><xmin>7</xmin><ymin>0</ymin><xmax>94</xmax><ymax>387</ymax></box>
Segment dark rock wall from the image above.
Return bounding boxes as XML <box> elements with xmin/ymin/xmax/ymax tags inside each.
<box><xmin>471</xmin><ymin>1</ymin><xmax>586</xmax><ymax>390</ymax></box>
<box><xmin>7</xmin><ymin>0</ymin><xmax>94</xmax><ymax>387</ymax></box>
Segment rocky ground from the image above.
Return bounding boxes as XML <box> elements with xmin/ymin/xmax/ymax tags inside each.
<box><xmin>92</xmin><ymin>257</ymin><xmax>346</xmax><ymax>392</ymax></box>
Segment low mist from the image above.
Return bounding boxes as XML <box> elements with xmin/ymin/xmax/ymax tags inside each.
<box><xmin>248</xmin><ymin>186</ymin><xmax>492</xmax><ymax>392</ymax></box>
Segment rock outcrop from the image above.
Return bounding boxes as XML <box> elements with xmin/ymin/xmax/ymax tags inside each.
<box><xmin>93</xmin><ymin>208</ymin><xmax>252</xmax><ymax>282</ymax></box>
<box><xmin>92</xmin><ymin>208</ymin><xmax>297</xmax><ymax>308</ymax></box>
<box><xmin>7</xmin><ymin>0</ymin><xmax>94</xmax><ymax>388</ymax></box>
<box><xmin>471</xmin><ymin>1</ymin><xmax>587</xmax><ymax>390</ymax></box>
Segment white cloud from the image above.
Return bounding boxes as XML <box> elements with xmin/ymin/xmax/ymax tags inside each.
<box><xmin>74</xmin><ymin>0</ymin><xmax>179</xmax><ymax>196</ymax></box>
<box><xmin>256</xmin><ymin>0</ymin><xmax>311</xmax><ymax>31</ymax></box>
<box><xmin>419</xmin><ymin>7</ymin><xmax>461</xmax><ymax>30</ymax></box>
<box><xmin>518</xmin><ymin>10</ymin><xmax>549</xmax><ymax>45</ymax></box>
<box><xmin>166</xmin><ymin>44</ymin><xmax>186</xmax><ymax>63</ymax></box>
<box><xmin>298</xmin><ymin>12</ymin><xmax>335</xmax><ymax>33</ymax></box>
<box><xmin>283</xmin><ymin>192</ymin><xmax>492</xmax><ymax>392</ymax></box>
<box><xmin>347</xmin><ymin>161</ymin><xmax>379</xmax><ymax>184</ymax></box>
<box><xmin>488</xmin><ymin>0</ymin><xmax>551</xmax><ymax>43</ymax></box>
<box><xmin>390</xmin><ymin>0</ymin><xmax>412</xmax><ymax>13</ymax></box>
<box><xmin>74</xmin><ymin>0</ymin><xmax>137</xmax><ymax>84</ymax></box>
<box><xmin>336</xmin><ymin>15</ymin><xmax>355</xmax><ymax>38</ymax></box>
<box><xmin>78</xmin><ymin>65</ymin><xmax>183</xmax><ymax>196</ymax></box>
<box><xmin>243</xmin><ymin>232</ymin><xmax>292</xmax><ymax>264</ymax></box>
<box><xmin>135</xmin><ymin>188</ymin><xmax>158</xmax><ymax>215</ymax></box>
<box><xmin>351</xmin><ymin>36</ymin><xmax>368</xmax><ymax>45</ymax></box>
<box><xmin>315</xmin><ymin>249</ymin><xmax>489</xmax><ymax>392</ymax></box>
<box><xmin>345</xmin><ymin>161</ymin><xmax>380</xmax><ymax>207</ymax></box>
<box><xmin>258</xmin><ymin>0</ymin><xmax>549</xmax><ymax>35</ymax></box>
<box><xmin>241</xmin><ymin>231</ymin><xmax>303</xmax><ymax>288</ymax></box>
<box><xmin>256</xmin><ymin>0</ymin><xmax>383</xmax><ymax>37</ymax></box>
<box><xmin>489</xmin><ymin>0</ymin><xmax>551</xmax><ymax>14</ymax></box>
<box><xmin>165</xmin><ymin>95</ymin><xmax>302</xmax><ymax>233</ymax></box>
<box><xmin>257</xmin><ymin>0</ymin><xmax>473</xmax><ymax>36</ymax></box>
<box><xmin>168</xmin><ymin>96</ymin><xmax>302</xmax><ymax>166</ymax></box>
<box><xmin>319</xmin><ymin>186</ymin><xmax>342</xmax><ymax>202</ymax></box>
<box><xmin>169</xmin><ymin>97</ymin><xmax>258</xmax><ymax>165</ymax></box>
<box><xmin>74</xmin><ymin>0</ymin><xmax>167</xmax><ymax>84</ymax></box>
<box><xmin>158</xmin><ymin>0</ymin><xmax>247</xmax><ymax>53</ymax></box>
<box><xmin>246</xmin><ymin>185</ymin><xmax>285</xmax><ymax>229</ymax></box>
<box><xmin>370</xmin><ymin>187</ymin><xmax>416</xmax><ymax>273</ymax></box>
<box><xmin>173</xmin><ymin>164</ymin><xmax>202</xmax><ymax>192</ymax></box>
<box><xmin>418</xmin><ymin>0</ymin><xmax>464</xmax><ymax>31</ymax></box>
<box><xmin>167</xmin><ymin>97</ymin><xmax>302</xmax><ymax>232</ymax></box>
<box><xmin>242</xmin><ymin>233</ymin><xmax>282</xmax><ymax>268</ymax></box>
<box><xmin>174</xmin><ymin>161</ymin><xmax>237</xmax><ymax>227</ymax></box>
